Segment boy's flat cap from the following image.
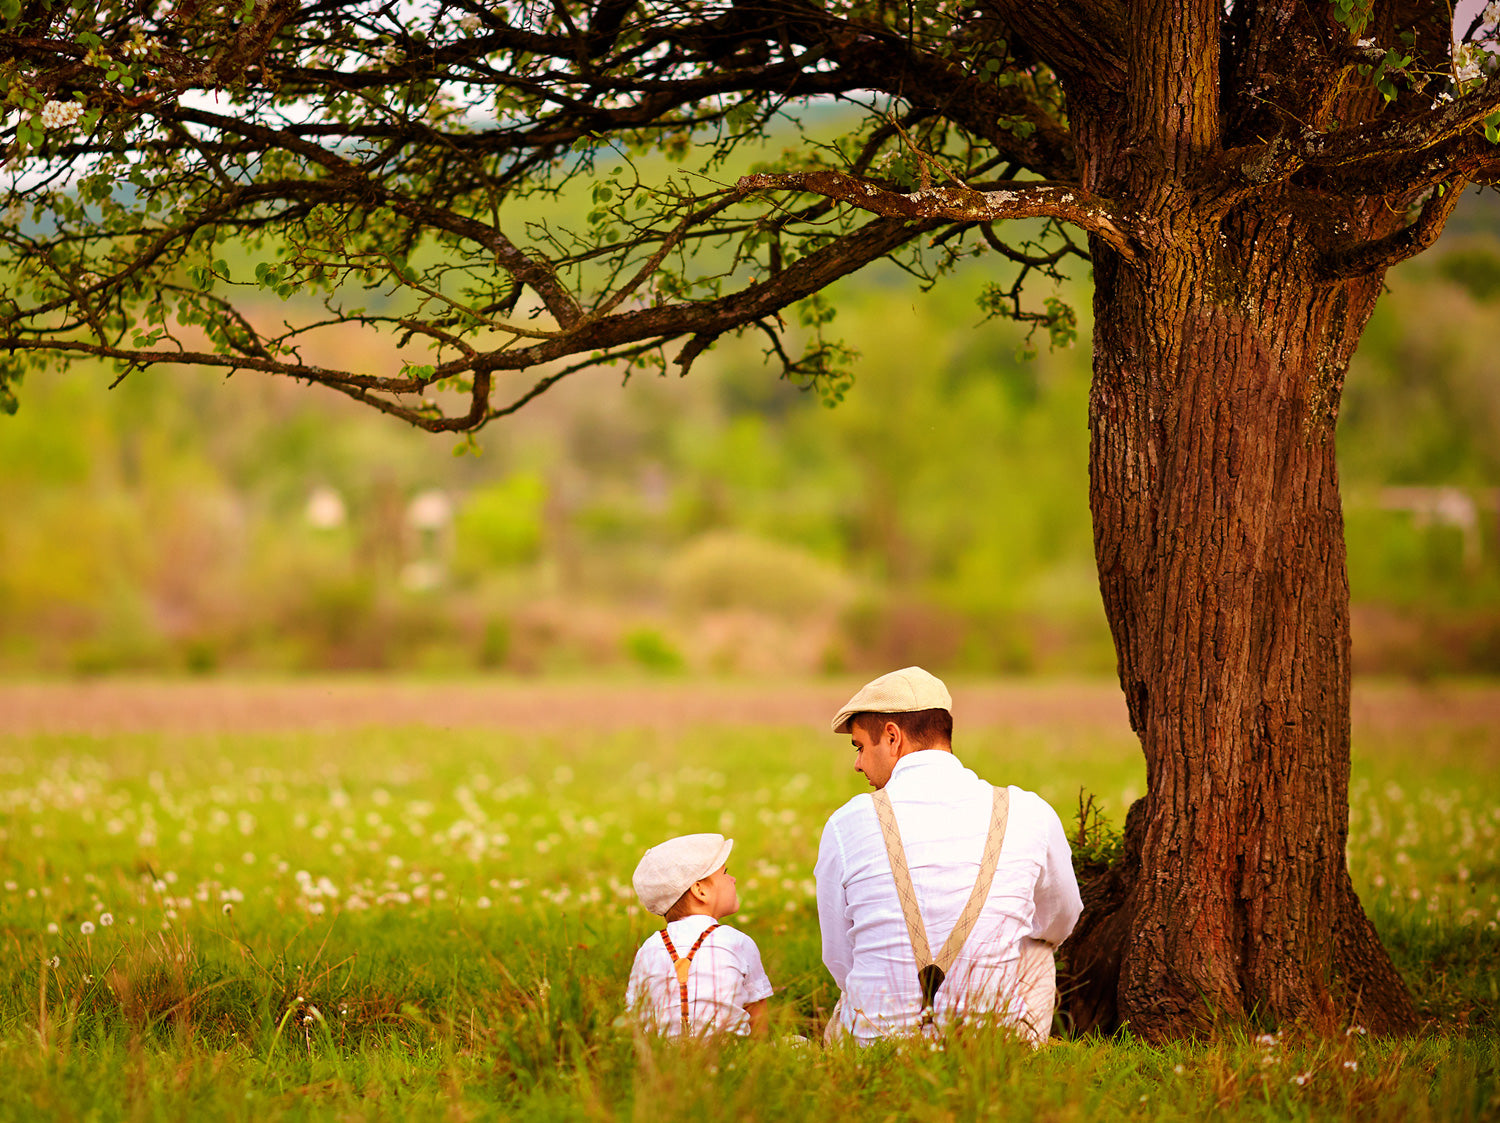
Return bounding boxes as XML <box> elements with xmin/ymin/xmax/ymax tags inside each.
<box><xmin>831</xmin><ymin>666</ymin><xmax>952</xmax><ymax>734</ymax></box>
<box><xmin>632</xmin><ymin>833</ymin><xmax>734</xmax><ymax>915</ymax></box>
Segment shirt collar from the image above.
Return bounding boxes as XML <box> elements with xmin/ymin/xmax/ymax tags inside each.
<box><xmin>887</xmin><ymin>748</ymin><xmax>961</xmax><ymax>782</ymax></box>
<box><xmin>665</xmin><ymin>913</ymin><xmax>720</xmax><ymax>939</ymax></box>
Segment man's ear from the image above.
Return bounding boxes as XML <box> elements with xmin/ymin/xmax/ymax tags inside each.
<box><xmin>884</xmin><ymin>720</ymin><xmax>901</xmax><ymax>747</ymax></box>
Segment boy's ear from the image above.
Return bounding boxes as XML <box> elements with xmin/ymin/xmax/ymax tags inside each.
<box><xmin>689</xmin><ymin>878</ymin><xmax>712</xmax><ymax>903</ymax></box>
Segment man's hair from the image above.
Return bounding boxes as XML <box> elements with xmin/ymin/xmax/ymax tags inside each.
<box><xmin>850</xmin><ymin>707</ymin><xmax>953</xmax><ymax>748</ymax></box>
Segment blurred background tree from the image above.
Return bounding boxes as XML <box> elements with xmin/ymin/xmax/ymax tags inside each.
<box><xmin>4</xmin><ymin>193</ymin><xmax>1496</xmax><ymax>678</ymax></box>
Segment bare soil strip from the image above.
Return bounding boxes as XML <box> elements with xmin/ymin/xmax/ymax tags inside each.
<box><xmin>0</xmin><ymin>677</ymin><xmax>1496</xmax><ymax>737</ymax></box>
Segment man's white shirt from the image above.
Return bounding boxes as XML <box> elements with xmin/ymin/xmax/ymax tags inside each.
<box><xmin>625</xmin><ymin>914</ymin><xmax>773</xmax><ymax>1037</ymax></box>
<box><xmin>815</xmin><ymin>750</ymin><xmax>1082</xmax><ymax>1041</ymax></box>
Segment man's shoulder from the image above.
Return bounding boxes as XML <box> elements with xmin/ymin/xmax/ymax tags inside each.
<box><xmin>822</xmin><ymin>790</ymin><xmax>877</xmax><ymax>833</ymax></box>
<box><xmin>1000</xmin><ymin>785</ymin><xmax>1065</xmax><ymax>822</ymax></box>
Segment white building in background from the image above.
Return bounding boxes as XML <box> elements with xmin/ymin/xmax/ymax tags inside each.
<box><xmin>407</xmin><ymin>489</ymin><xmax>453</xmax><ymax>532</ymax></box>
<box><xmin>1378</xmin><ymin>486</ymin><xmax>1496</xmax><ymax>570</ymax></box>
<box><xmin>401</xmin><ymin>489</ymin><xmax>454</xmax><ymax>592</ymax></box>
<box><xmin>305</xmin><ymin>485</ymin><xmax>347</xmax><ymax>529</ymax></box>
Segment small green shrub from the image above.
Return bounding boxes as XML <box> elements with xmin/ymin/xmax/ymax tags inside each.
<box><xmin>666</xmin><ymin>532</ymin><xmax>852</xmax><ymax>620</ymax></box>
<box><xmin>623</xmin><ymin>626</ymin><xmax>685</xmax><ymax>673</ymax></box>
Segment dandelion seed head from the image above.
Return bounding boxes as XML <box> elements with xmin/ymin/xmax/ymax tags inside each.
<box><xmin>79</xmin><ymin>921</ymin><xmax>95</xmax><ymax>935</ymax></box>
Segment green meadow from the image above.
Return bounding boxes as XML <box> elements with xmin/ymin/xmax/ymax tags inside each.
<box><xmin>0</xmin><ymin>688</ymin><xmax>1496</xmax><ymax>1121</ymax></box>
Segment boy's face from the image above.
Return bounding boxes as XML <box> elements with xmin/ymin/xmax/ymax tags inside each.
<box><xmin>698</xmin><ymin>865</ymin><xmax>739</xmax><ymax>918</ymax></box>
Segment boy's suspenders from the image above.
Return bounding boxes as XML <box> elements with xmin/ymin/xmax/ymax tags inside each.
<box><xmin>871</xmin><ymin>784</ymin><xmax>1009</xmax><ymax>1026</ymax></box>
<box><xmin>659</xmin><ymin>924</ymin><xmax>720</xmax><ymax>1032</ymax></box>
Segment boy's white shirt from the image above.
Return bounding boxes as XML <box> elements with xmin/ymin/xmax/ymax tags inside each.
<box><xmin>625</xmin><ymin>914</ymin><xmax>773</xmax><ymax>1037</ymax></box>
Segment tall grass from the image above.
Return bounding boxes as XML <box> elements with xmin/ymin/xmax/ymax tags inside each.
<box><xmin>0</xmin><ymin>711</ymin><xmax>1495</xmax><ymax>1119</ymax></box>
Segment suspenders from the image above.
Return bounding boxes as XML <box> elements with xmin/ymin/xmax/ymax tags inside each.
<box><xmin>659</xmin><ymin>923</ymin><xmax>720</xmax><ymax>1032</ymax></box>
<box><xmin>871</xmin><ymin>784</ymin><xmax>1009</xmax><ymax>1026</ymax></box>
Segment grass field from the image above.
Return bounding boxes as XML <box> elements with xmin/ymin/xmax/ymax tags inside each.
<box><xmin>0</xmin><ymin>680</ymin><xmax>1496</xmax><ymax>1120</ymax></box>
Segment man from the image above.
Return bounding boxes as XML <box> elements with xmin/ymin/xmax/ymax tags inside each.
<box><xmin>814</xmin><ymin>666</ymin><xmax>1082</xmax><ymax>1044</ymax></box>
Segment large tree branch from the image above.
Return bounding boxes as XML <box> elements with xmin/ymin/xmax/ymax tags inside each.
<box><xmin>1318</xmin><ymin>176</ymin><xmax>1467</xmax><ymax>278</ymax></box>
<box><xmin>736</xmin><ymin>170</ymin><xmax>1138</xmax><ymax>260</ymax></box>
<box><xmin>974</xmin><ymin>0</ymin><xmax>1127</xmax><ymax>103</ymax></box>
<box><xmin>1203</xmin><ymin>77</ymin><xmax>1500</xmax><ymax>207</ymax></box>
<box><xmin>0</xmin><ymin>209</ymin><xmax>948</xmax><ymax>431</ymax></box>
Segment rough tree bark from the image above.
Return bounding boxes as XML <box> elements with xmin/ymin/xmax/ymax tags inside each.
<box><xmin>1062</xmin><ymin>192</ymin><xmax>1420</xmax><ymax>1036</ymax></box>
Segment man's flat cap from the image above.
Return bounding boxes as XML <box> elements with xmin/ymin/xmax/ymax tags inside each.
<box><xmin>831</xmin><ymin>666</ymin><xmax>952</xmax><ymax>734</ymax></box>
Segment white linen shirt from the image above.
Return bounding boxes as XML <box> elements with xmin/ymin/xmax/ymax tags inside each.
<box><xmin>625</xmin><ymin>914</ymin><xmax>773</xmax><ymax>1037</ymax></box>
<box><xmin>815</xmin><ymin>750</ymin><xmax>1082</xmax><ymax>1041</ymax></box>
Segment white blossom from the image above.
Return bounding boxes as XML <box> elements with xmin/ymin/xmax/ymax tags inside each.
<box><xmin>40</xmin><ymin>100</ymin><xmax>84</xmax><ymax>130</ymax></box>
<box><xmin>1455</xmin><ymin>42</ymin><xmax>1486</xmax><ymax>84</ymax></box>
<box><xmin>79</xmin><ymin>920</ymin><xmax>95</xmax><ymax>935</ymax></box>
<box><xmin>460</xmin><ymin>14</ymin><xmax>481</xmax><ymax>31</ymax></box>
<box><xmin>99</xmin><ymin>912</ymin><xmax>113</xmax><ymax>927</ymax></box>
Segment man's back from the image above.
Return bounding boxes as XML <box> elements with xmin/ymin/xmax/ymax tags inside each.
<box><xmin>815</xmin><ymin>750</ymin><xmax>1081</xmax><ymax>1041</ymax></box>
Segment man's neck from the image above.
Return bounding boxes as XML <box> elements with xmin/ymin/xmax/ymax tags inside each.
<box><xmin>895</xmin><ymin>742</ymin><xmax>953</xmax><ymax>764</ymax></box>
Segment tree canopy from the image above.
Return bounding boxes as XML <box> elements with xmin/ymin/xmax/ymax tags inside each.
<box><xmin>3</xmin><ymin>0</ymin><xmax>1497</xmax><ymax>428</ymax></box>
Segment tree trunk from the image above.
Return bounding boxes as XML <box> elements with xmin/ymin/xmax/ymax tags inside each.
<box><xmin>1062</xmin><ymin>199</ymin><xmax>1419</xmax><ymax>1039</ymax></box>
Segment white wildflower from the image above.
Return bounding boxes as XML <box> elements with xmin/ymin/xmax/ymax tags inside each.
<box><xmin>46</xmin><ymin>922</ymin><xmax>59</xmax><ymax>935</ymax></box>
<box><xmin>99</xmin><ymin>912</ymin><xmax>113</xmax><ymax>927</ymax></box>
<box><xmin>47</xmin><ymin>956</ymin><xmax>60</xmax><ymax>968</ymax></box>
<box><xmin>1344</xmin><ymin>1060</ymin><xmax>1358</xmax><ymax>1071</ymax></box>
<box><xmin>1291</xmin><ymin>1072</ymin><xmax>1310</xmax><ymax>1086</ymax></box>
<box><xmin>460</xmin><ymin>13</ymin><xmax>480</xmax><ymax>31</ymax></box>
<box><xmin>79</xmin><ymin>921</ymin><xmax>95</xmax><ymax>935</ymax></box>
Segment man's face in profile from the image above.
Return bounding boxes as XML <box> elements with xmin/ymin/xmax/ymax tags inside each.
<box><xmin>851</xmin><ymin>721</ymin><xmax>900</xmax><ymax>790</ymax></box>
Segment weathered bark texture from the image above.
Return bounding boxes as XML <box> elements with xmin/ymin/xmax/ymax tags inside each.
<box><xmin>1061</xmin><ymin>191</ymin><xmax>1420</xmax><ymax>1038</ymax></box>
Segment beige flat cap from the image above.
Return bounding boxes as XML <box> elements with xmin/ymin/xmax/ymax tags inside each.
<box><xmin>831</xmin><ymin>666</ymin><xmax>952</xmax><ymax>734</ymax></box>
<box><xmin>632</xmin><ymin>833</ymin><xmax>734</xmax><ymax>915</ymax></box>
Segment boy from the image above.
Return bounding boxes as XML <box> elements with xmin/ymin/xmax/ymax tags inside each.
<box><xmin>626</xmin><ymin>833</ymin><xmax>772</xmax><ymax>1038</ymax></box>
